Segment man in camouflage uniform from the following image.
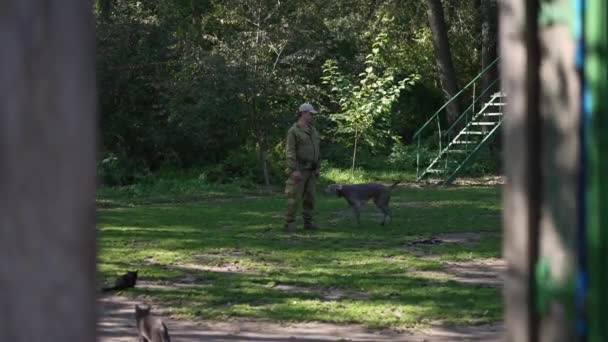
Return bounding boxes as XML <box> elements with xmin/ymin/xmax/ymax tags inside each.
<box><xmin>284</xmin><ymin>103</ymin><xmax>321</xmax><ymax>232</ymax></box>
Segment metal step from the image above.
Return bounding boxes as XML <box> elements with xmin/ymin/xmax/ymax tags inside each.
<box><xmin>426</xmin><ymin>169</ymin><xmax>445</xmax><ymax>173</ymax></box>
<box><xmin>453</xmin><ymin>140</ymin><xmax>477</xmax><ymax>144</ymax></box>
<box><xmin>462</xmin><ymin>131</ymin><xmax>486</xmax><ymax>135</ymax></box>
<box><xmin>447</xmin><ymin>149</ymin><xmax>468</xmax><ymax>153</ymax></box>
<box><xmin>471</xmin><ymin>122</ymin><xmax>497</xmax><ymax>126</ymax></box>
<box><xmin>483</xmin><ymin>112</ymin><xmax>503</xmax><ymax>116</ymax></box>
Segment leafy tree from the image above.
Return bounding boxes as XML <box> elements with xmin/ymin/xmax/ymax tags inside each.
<box><xmin>322</xmin><ymin>31</ymin><xmax>418</xmax><ymax>172</ymax></box>
<box><xmin>200</xmin><ymin>0</ymin><xmax>329</xmax><ymax>185</ymax></box>
<box><xmin>95</xmin><ymin>0</ymin><xmax>177</xmax><ymax>179</ymax></box>
<box><xmin>93</xmin><ymin>0</ymin><xmax>496</xmax><ymax>184</ymax></box>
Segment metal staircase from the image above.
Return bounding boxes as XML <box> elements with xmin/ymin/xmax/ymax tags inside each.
<box><xmin>414</xmin><ymin>58</ymin><xmax>504</xmax><ymax>185</ymax></box>
<box><xmin>419</xmin><ymin>92</ymin><xmax>505</xmax><ymax>183</ymax></box>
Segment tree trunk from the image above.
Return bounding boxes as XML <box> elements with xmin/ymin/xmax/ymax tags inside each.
<box><xmin>501</xmin><ymin>0</ymin><xmax>580</xmax><ymax>341</ymax></box>
<box><xmin>191</xmin><ymin>0</ymin><xmax>201</xmax><ymax>24</ymax></box>
<box><xmin>500</xmin><ymin>0</ymin><xmax>539</xmax><ymax>340</ymax></box>
<box><xmin>351</xmin><ymin>132</ymin><xmax>359</xmax><ymax>176</ymax></box>
<box><xmin>0</xmin><ymin>1</ymin><xmax>98</xmax><ymax>341</ymax></box>
<box><xmin>476</xmin><ymin>0</ymin><xmax>501</xmax><ymax>160</ymax></box>
<box><xmin>481</xmin><ymin>0</ymin><xmax>499</xmax><ymax>100</ymax></box>
<box><xmin>474</xmin><ymin>0</ymin><xmax>482</xmax><ymax>52</ymax></box>
<box><xmin>258</xmin><ymin>139</ymin><xmax>271</xmax><ymax>186</ymax></box>
<box><xmin>425</xmin><ymin>0</ymin><xmax>461</xmax><ymax>124</ymax></box>
<box><xmin>537</xmin><ymin>17</ymin><xmax>579</xmax><ymax>342</ymax></box>
<box><xmin>96</xmin><ymin>0</ymin><xmax>112</xmax><ymax>21</ymax></box>
<box><xmin>586</xmin><ymin>1</ymin><xmax>608</xmax><ymax>339</ymax></box>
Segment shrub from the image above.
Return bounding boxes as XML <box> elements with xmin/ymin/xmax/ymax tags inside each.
<box><xmin>203</xmin><ymin>147</ymin><xmax>285</xmax><ymax>186</ymax></box>
<box><xmin>98</xmin><ymin>152</ymin><xmax>151</xmax><ymax>187</ymax></box>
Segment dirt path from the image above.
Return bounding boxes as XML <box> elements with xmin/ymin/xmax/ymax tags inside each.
<box><xmin>98</xmin><ymin>233</ymin><xmax>505</xmax><ymax>341</ymax></box>
<box><xmin>97</xmin><ymin>295</ymin><xmax>503</xmax><ymax>342</ymax></box>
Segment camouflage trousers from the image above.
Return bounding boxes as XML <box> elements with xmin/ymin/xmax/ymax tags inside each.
<box><xmin>284</xmin><ymin>170</ymin><xmax>316</xmax><ymax>224</ymax></box>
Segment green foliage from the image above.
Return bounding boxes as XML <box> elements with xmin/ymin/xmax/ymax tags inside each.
<box><xmin>464</xmin><ymin>146</ymin><xmax>502</xmax><ymax>176</ymax></box>
<box><xmin>203</xmin><ymin>149</ymin><xmax>280</xmax><ymax>185</ymax></box>
<box><xmin>98</xmin><ymin>151</ymin><xmax>152</xmax><ymax>186</ymax></box>
<box><xmin>192</xmin><ymin>141</ymin><xmax>289</xmax><ymax>186</ymax></box>
<box><xmin>322</xmin><ymin>31</ymin><xmax>419</xmax><ymax>170</ymax></box>
<box><xmin>94</xmin><ymin>1</ymin><xmax>497</xmax><ymax>184</ymax></box>
<box><xmin>199</xmin><ymin>0</ymin><xmax>335</xmax><ymax>184</ymax></box>
<box><xmin>388</xmin><ymin>142</ymin><xmax>434</xmax><ymax>172</ymax></box>
<box><xmin>318</xmin><ymin>166</ymin><xmax>416</xmax><ymax>187</ymax></box>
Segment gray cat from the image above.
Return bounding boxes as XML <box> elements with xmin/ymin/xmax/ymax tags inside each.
<box><xmin>135</xmin><ymin>304</ymin><xmax>171</xmax><ymax>342</ymax></box>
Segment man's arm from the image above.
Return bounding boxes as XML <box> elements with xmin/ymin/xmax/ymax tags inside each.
<box><xmin>285</xmin><ymin>129</ymin><xmax>298</xmax><ymax>175</ymax></box>
<box><xmin>314</xmin><ymin>128</ymin><xmax>321</xmax><ymax>177</ymax></box>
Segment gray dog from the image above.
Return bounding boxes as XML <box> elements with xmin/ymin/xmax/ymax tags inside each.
<box><xmin>325</xmin><ymin>181</ymin><xmax>400</xmax><ymax>225</ymax></box>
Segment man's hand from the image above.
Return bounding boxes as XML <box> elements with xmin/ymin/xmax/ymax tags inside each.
<box><xmin>314</xmin><ymin>169</ymin><xmax>320</xmax><ymax>178</ymax></box>
<box><xmin>291</xmin><ymin>171</ymin><xmax>302</xmax><ymax>182</ymax></box>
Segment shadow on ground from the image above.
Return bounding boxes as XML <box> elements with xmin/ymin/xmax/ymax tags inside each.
<box><xmin>97</xmin><ymin>295</ymin><xmax>503</xmax><ymax>342</ymax></box>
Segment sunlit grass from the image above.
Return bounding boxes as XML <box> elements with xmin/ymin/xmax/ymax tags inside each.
<box><xmin>97</xmin><ymin>174</ymin><xmax>502</xmax><ymax>329</ymax></box>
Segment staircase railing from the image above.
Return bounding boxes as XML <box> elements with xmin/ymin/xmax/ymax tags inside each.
<box><xmin>414</xmin><ymin>58</ymin><xmax>501</xmax><ymax>182</ymax></box>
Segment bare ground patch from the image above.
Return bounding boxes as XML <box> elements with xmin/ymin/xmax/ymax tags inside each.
<box><xmin>272</xmin><ymin>284</ymin><xmax>371</xmax><ymax>301</ymax></box>
<box><xmin>405</xmin><ymin>231</ymin><xmax>500</xmax><ymax>250</ymax></box>
<box><xmin>97</xmin><ymin>295</ymin><xmax>503</xmax><ymax>341</ymax></box>
<box><xmin>392</xmin><ymin>201</ymin><xmax>431</xmax><ymax>209</ymax></box>
<box><xmin>137</xmin><ymin>275</ymin><xmax>212</xmax><ymax>291</ymax></box>
<box><xmin>142</xmin><ymin>252</ymin><xmax>263</xmax><ymax>277</ymax></box>
<box><xmin>402</xmin><ymin>232</ymin><xmax>504</xmax><ymax>287</ymax></box>
<box><xmin>410</xmin><ymin>258</ymin><xmax>505</xmax><ymax>287</ymax></box>
<box><xmin>435</xmin><ymin>231</ymin><xmax>500</xmax><ymax>244</ymax></box>
<box><xmin>417</xmin><ymin>176</ymin><xmax>505</xmax><ymax>186</ymax></box>
<box><xmin>172</xmin><ymin>261</ymin><xmax>259</xmax><ymax>275</ymax></box>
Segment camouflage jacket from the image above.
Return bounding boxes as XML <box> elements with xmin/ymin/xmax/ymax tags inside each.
<box><xmin>285</xmin><ymin>123</ymin><xmax>320</xmax><ymax>175</ymax></box>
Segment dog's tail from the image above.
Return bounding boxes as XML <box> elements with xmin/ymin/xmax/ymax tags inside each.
<box><xmin>389</xmin><ymin>180</ymin><xmax>401</xmax><ymax>189</ymax></box>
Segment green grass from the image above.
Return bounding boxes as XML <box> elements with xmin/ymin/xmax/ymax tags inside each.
<box><xmin>97</xmin><ymin>173</ymin><xmax>503</xmax><ymax>329</ymax></box>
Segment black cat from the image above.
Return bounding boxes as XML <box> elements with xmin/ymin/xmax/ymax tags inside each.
<box><xmin>102</xmin><ymin>270</ymin><xmax>138</xmax><ymax>292</ymax></box>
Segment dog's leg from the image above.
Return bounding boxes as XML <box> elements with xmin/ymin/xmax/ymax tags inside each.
<box><xmin>374</xmin><ymin>203</ymin><xmax>390</xmax><ymax>225</ymax></box>
<box><xmin>347</xmin><ymin>199</ymin><xmax>362</xmax><ymax>225</ymax></box>
<box><xmin>379</xmin><ymin>206</ymin><xmax>391</xmax><ymax>225</ymax></box>
<box><xmin>374</xmin><ymin>193</ymin><xmax>392</xmax><ymax>225</ymax></box>
<box><xmin>354</xmin><ymin>206</ymin><xmax>361</xmax><ymax>225</ymax></box>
